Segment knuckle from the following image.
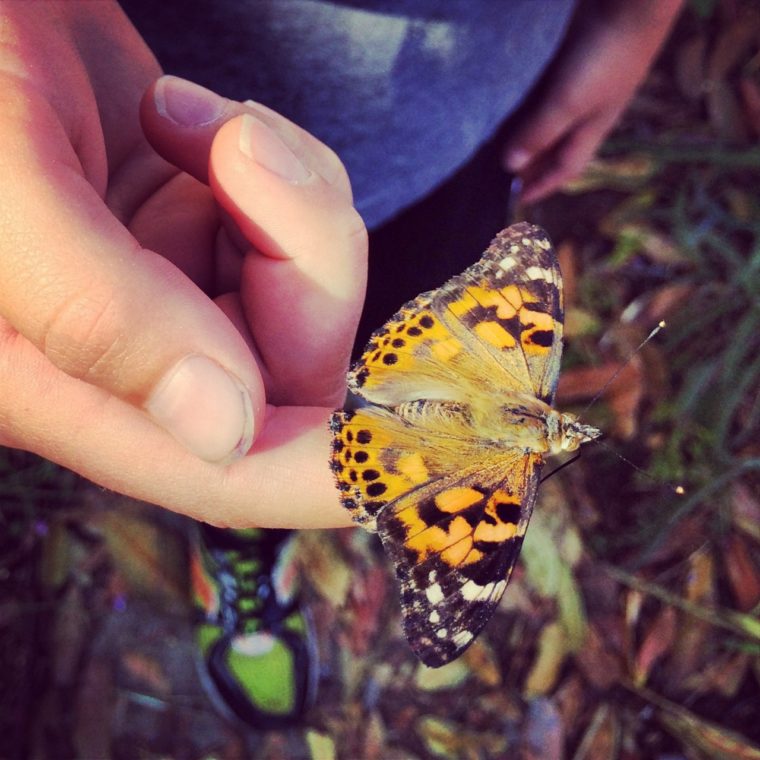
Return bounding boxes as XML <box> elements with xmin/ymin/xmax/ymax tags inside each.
<box><xmin>41</xmin><ymin>288</ymin><xmax>128</xmax><ymax>385</ymax></box>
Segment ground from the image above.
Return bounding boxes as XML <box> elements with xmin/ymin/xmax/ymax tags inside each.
<box><xmin>2</xmin><ymin>2</ymin><xmax>760</xmax><ymax>758</ymax></box>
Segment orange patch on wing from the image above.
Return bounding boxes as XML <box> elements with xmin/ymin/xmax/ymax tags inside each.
<box><xmin>520</xmin><ymin>308</ymin><xmax>554</xmax><ymax>332</ymax></box>
<box><xmin>431</xmin><ymin>337</ymin><xmax>463</xmax><ymax>362</ymax></box>
<box><xmin>406</xmin><ymin>515</ymin><xmax>474</xmax><ymax>562</ymax></box>
<box><xmin>396</xmin><ymin>452</ymin><xmax>430</xmax><ymax>484</ymax></box>
<box><xmin>473</xmin><ymin>520</ymin><xmax>518</xmax><ymax>544</ymax></box>
<box><xmin>442</xmin><ymin>534</ymin><xmax>477</xmax><ymax>566</ymax></box>
<box><xmin>474</xmin><ymin>320</ymin><xmax>516</xmax><ymax>349</ymax></box>
<box><xmin>450</xmin><ymin>285</ymin><xmax>522</xmax><ymax>321</ymax></box>
<box><xmin>435</xmin><ymin>487</ymin><xmax>485</xmax><ymax>513</ymax></box>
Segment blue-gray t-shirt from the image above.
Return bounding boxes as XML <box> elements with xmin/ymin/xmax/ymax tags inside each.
<box><xmin>121</xmin><ymin>1</ymin><xmax>576</xmax><ymax>228</ymax></box>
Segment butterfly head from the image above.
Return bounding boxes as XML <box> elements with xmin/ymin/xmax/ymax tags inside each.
<box><xmin>547</xmin><ymin>411</ymin><xmax>602</xmax><ymax>455</ymax></box>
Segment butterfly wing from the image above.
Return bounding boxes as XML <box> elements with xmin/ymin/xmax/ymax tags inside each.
<box><xmin>331</xmin><ymin>403</ymin><xmax>542</xmax><ymax>666</ymax></box>
<box><xmin>349</xmin><ymin>222</ymin><xmax>564</xmax><ymax>408</ymax></box>
<box><xmin>378</xmin><ymin>451</ymin><xmax>541</xmax><ymax>667</ymax></box>
<box><xmin>331</xmin><ymin>222</ymin><xmax>564</xmax><ymax>666</ymax></box>
<box><xmin>331</xmin><ymin>404</ymin><xmax>483</xmax><ymax>530</ymax></box>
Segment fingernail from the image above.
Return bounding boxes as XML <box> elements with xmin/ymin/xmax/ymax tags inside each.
<box><xmin>504</xmin><ymin>148</ymin><xmax>531</xmax><ymax>172</ymax></box>
<box><xmin>238</xmin><ymin>113</ymin><xmax>311</xmax><ymax>183</ymax></box>
<box><xmin>147</xmin><ymin>355</ymin><xmax>254</xmax><ymax>463</ymax></box>
<box><xmin>154</xmin><ymin>75</ymin><xmax>226</xmax><ymax>127</ymax></box>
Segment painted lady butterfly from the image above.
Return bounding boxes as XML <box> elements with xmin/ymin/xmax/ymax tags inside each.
<box><xmin>330</xmin><ymin>222</ymin><xmax>601</xmax><ymax>667</ymax></box>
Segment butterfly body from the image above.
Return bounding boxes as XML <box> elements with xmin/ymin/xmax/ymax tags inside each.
<box><xmin>330</xmin><ymin>223</ymin><xmax>601</xmax><ymax>667</ymax></box>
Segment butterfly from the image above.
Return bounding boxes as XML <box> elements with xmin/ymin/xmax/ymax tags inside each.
<box><xmin>330</xmin><ymin>222</ymin><xmax>601</xmax><ymax>667</ymax></box>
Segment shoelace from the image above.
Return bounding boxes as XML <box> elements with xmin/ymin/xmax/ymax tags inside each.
<box><xmin>204</xmin><ymin>529</ymin><xmax>297</xmax><ymax>635</ymax></box>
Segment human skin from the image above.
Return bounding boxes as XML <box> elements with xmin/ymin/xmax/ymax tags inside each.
<box><xmin>0</xmin><ymin>1</ymin><xmax>365</xmax><ymax>528</ymax></box>
<box><xmin>0</xmin><ymin>0</ymin><xmax>684</xmax><ymax>528</ymax></box>
<box><xmin>503</xmin><ymin>0</ymin><xmax>685</xmax><ymax>202</ymax></box>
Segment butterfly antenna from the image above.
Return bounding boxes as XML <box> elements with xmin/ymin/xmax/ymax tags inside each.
<box><xmin>580</xmin><ymin>320</ymin><xmax>667</xmax><ymax>417</ymax></box>
<box><xmin>543</xmin><ymin>438</ymin><xmax>685</xmax><ymax>495</ymax></box>
<box><xmin>547</xmin><ymin>323</ymin><xmax>685</xmax><ymax>495</ymax></box>
<box><xmin>595</xmin><ymin>438</ymin><xmax>685</xmax><ymax>496</ymax></box>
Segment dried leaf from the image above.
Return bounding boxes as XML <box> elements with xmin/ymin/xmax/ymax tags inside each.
<box><xmin>462</xmin><ymin>638</ymin><xmax>502</xmax><ymax>687</ymax></box>
<box><xmin>573</xmin><ymin>704</ymin><xmax>621</xmax><ymax>760</ymax></box>
<box><xmin>557</xmin><ymin>361</ymin><xmax>643</xmax><ymax>439</ymax></box>
<box><xmin>604</xmin><ymin>362</ymin><xmax>644</xmax><ymax>440</ymax></box>
<box><xmin>633</xmin><ymin>605</ymin><xmax>677</xmax><ymax>686</ymax></box>
<box><xmin>659</xmin><ymin>711</ymin><xmax>760</xmax><ymax>760</ymax></box>
<box><xmin>556</xmin><ymin>239</ymin><xmax>578</xmax><ymax>306</ymax></box>
<box><xmin>608</xmin><ymin>563</ymin><xmax>760</xmax><ymax>641</ymax></box>
<box><xmin>683</xmin><ymin>651</ymin><xmax>750</xmax><ymax>697</ymax></box>
<box><xmin>635</xmin><ymin>514</ymin><xmax>706</xmax><ymax>566</ymax></box>
<box><xmin>39</xmin><ymin>520</ymin><xmax>74</xmax><ymax>591</ymax></box>
<box><xmin>417</xmin><ymin>716</ymin><xmax>459</xmax><ymax>759</ymax></box>
<box><xmin>344</xmin><ymin>566</ymin><xmax>388</xmax><ymax>656</ymax></box>
<box><xmin>563</xmin><ymin>155</ymin><xmax>657</xmax><ymax>194</ymax></box>
<box><xmin>731</xmin><ymin>481</ymin><xmax>760</xmax><ymax>542</ymax></box>
<box><xmin>554</xmin><ymin>673</ymin><xmax>585</xmax><ymax>729</ymax></box>
<box><xmin>121</xmin><ymin>651</ymin><xmax>171</xmax><ymax>696</ymax></box>
<box><xmin>638</xmin><ymin>282</ymin><xmax>696</xmax><ymax>324</ymax></box>
<box><xmin>556</xmin><ymin>363</ymin><xmax>616</xmax><ymax>404</ymax></box>
<box><xmin>521</xmin><ymin>487</ymin><xmax>588</xmax><ymax>648</ymax></box>
<box><xmin>52</xmin><ymin>584</ymin><xmax>89</xmax><ymax>686</ymax></box>
<box><xmin>306</xmin><ymin>730</ymin><xmax>337</xmax><ymax>760</ymax></box>
<box><xmin>362</xmin><ymin>711</ymin><xmax>387</xmax><ymax>760</ymax></box>
<box><xmin>417</xmin><ymin>716</ymin><xmax>507</xmax><ymax>759</ymax></box>
<box><xmin>298</xmin><ymin>530</ymin><xmax>352</xmax><ymax>607</ymax></box>
<box><xmin>414</xmin><ymin>659</ymin><xmax>470</xmax><ymax>692</ymax></box>
<box><xmin>96</xmin><ymin>509</ymin><xmax>186</xmax><ymax>608</ymax></box>
<box><xmin>523</xmin><ymin>622</ymin><xmax>568</xmax><ymax>698</ymax></box>
<box><xmin>685</xmin><ymin>549</ymin><xmax>717</xmax><ymax>606</ymax></box>
<box><xmin>634</xmin><ymin>685</ymin><xmax>760</xmax><ymax>760</ymax></box>
<box><xmin>574</xmin><ymin>623</ymin><xmax>624</xmax><ymax>690</ymax></box>
<box><xmin>723</xmin><ymin>533</ymin><xmax>760</xmax><ymax>612</ymax></box>
<box><xmin>625</xmin><ymin>589</ymin><xmax>645</xmax><ymax>631</ymax></box>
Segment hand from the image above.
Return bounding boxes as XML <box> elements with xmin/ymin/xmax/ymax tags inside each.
<box><xmin>0</xmin><ymin>2</ymin><xmax>366</xmax><ymax>528</ymax></box>
<box><xmin>502</xmin><ymin>0</ymin><xmax>684</xmax><ymax>203</ymax></box>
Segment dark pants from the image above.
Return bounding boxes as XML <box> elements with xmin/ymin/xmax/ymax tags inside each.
<box><xmin>358</xmin><ymin>132</ymin><xmax>512</xmax><ymax>354</ymax></box>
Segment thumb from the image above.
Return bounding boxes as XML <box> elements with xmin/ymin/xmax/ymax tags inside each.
<box><xmin>0</xmin><ymin>79</ymin><xmax>264</xmax><ymax>464</ymax></box>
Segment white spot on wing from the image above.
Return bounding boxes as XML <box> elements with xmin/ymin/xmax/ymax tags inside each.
<box><xmin>426</xmin><ymin>582</ymin><xmax>444</xmax><ymax>605</ymax></box>
<box><xmin>436</xmin><ymin>628</ymin><xmax>449</xmax><ymax>639</ymax></box>
<box><xmin>429</xmin><ymin>610</ymin><xmax>441</xmax><ymax>624</ymax></box>
<box><xmin>453</xmin><ymin>630</ymin><xmax>474</xmax><ymax>648</ymax></box>
<box><xmin>460</xmin><ymin>579</ymin><xmax>493</xmax><ymax>601</ymax></box>
<box><xmin>525</xmin><ymin>266</ymin><xmax>555</xmax><ymax>283</ymax></box>
<box><xmin>460</xmin><ymin>578</ymin><xmax>507</xmax><ymax>602</ymax></box>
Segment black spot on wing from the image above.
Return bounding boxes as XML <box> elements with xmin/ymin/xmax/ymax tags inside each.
<box><xmin>528</xmin><ymin>329</ymin><xmax>554</xmax><ymax>348</ymax></box>
<box><xmin>495</xmin><ymin>500</ymin><xmax>522</xmax><ymax>525</ymax></box>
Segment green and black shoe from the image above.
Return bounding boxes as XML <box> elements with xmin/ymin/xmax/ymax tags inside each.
<box><xmin>190</xmin><ymin>526</ymin><xmax>317</xmax><ymax>729</ymax></box>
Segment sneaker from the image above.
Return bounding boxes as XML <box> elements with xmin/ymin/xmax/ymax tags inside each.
<box><xmin>190</xmin><ymin>525</ymin><xmax>317</xmax><ymax>729</ymax></box>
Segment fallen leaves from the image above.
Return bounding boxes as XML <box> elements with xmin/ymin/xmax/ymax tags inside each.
<box><xmin>629</xmin><ymin>684</ymin><xmax>760</xmax><ymax>760</ymax></box>
<box><xmin>6</xmin><ymin>3</ymin><xmax>760</xmax><ymax>758</ymax></box>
